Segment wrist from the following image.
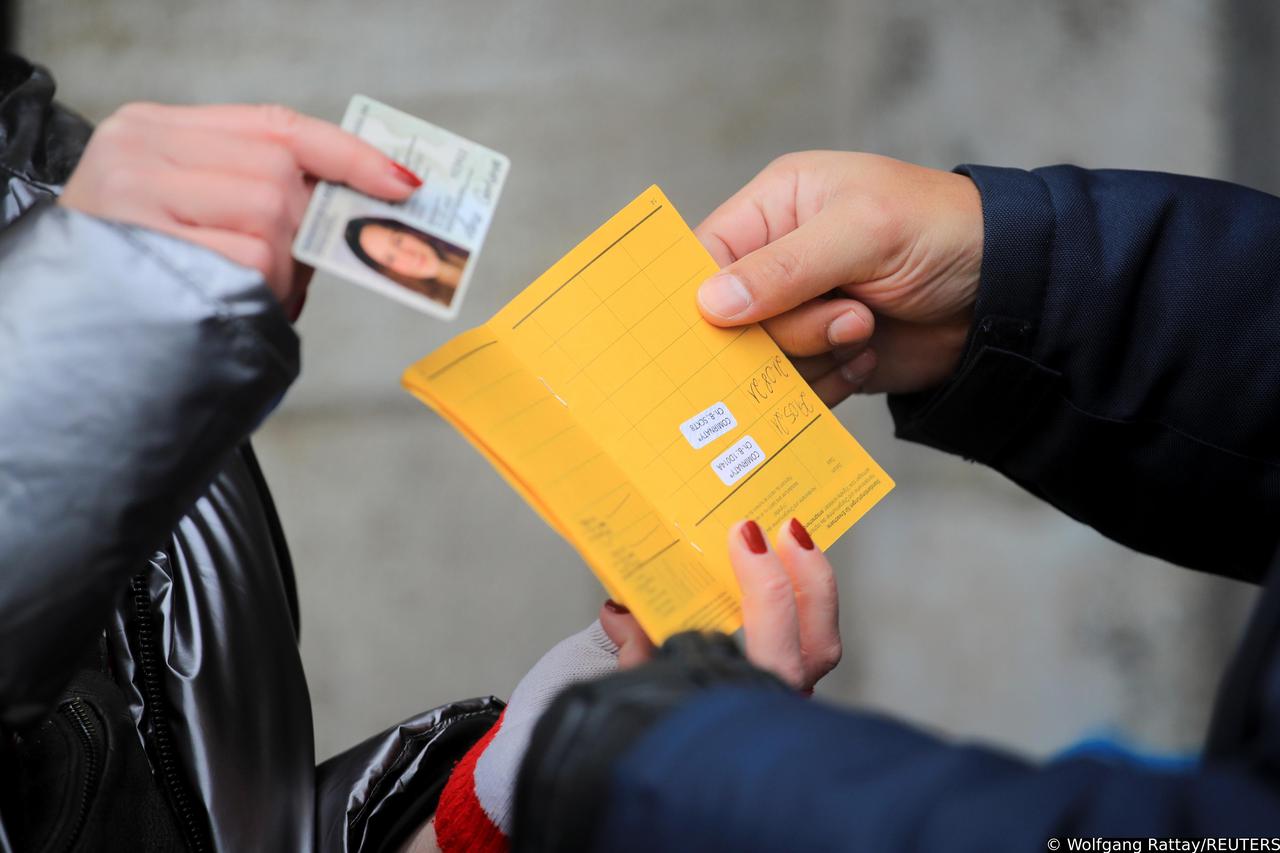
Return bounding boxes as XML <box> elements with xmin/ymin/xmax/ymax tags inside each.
<box><xmin>940</xmin><ymin>170</ymin><xmax>984</xmax><ymax>321</ymax></box>
<box><xmin>881</xmin><ymin>169</ymin><xmax>981</xmax><ymax>393</ymax></box>
<box><xmin>952</xmin><ymin>164</ymin><xmax>1052</xmax><ymax>352</ymax></box>
<box><xmin>934</xmin><ymin>309</ymin><xmax>976</xmax><ymax>384</ymax></box>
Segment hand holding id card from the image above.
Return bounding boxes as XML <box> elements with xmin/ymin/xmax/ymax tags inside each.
<box><xmin>293</xmin><ymin>95</ymin><xmax>509</xmax><ymax>319</ymax></box>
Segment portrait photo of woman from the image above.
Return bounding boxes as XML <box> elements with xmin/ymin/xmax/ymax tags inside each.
<box><xmin>343</xmin><ymin>216</ymin><xmax>470</xmax><ymax>308</ymax></box>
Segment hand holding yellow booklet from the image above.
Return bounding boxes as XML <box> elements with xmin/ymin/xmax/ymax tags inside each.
<box><xmin>403</xmin><ymin>187</ymin><xmax>893</xmax><ymax>642</ymax></box>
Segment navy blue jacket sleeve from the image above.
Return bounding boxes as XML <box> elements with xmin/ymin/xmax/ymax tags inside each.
<box><xmin>889</xmin><ymin>166</ymin><xmax>1280</xmax><ymax>584</ymax></box>
<box><xmin>596</xmin><ymin>688</ymin><xmax>1280</xmax><ymax>852</ymax></box>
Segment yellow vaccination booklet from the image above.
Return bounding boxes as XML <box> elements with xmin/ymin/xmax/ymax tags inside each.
<box><xmin>403</xmin><ymin>186</ymin><xmax>893</xmax><ymax>642</ymax></box>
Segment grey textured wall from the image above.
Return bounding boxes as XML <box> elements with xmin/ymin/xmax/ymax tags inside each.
<box><xmin>19</xmin><ymin>0</ymin><xmax>1264</xmax><ymax>761</ymax></box>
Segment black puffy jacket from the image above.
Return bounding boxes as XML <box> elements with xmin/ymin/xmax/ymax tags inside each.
<box><xmin>0</xmin><ymin>53</ymin><xmax>501</xmax><ymax>852</ymax></box>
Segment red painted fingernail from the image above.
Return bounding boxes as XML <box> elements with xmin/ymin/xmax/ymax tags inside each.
<box><xmin>389</xmin><ymin>161</ymin><xmax>423</xmax><ymax>188</ymax></box>
<box><xmin>789</xmin><ymin>517</ymin><xmax>815</xmax><ymax>551</ymax></box>
<box><xmin>741</xmin><ymin>520</ymin><xmax>768</xmax><ymax>555</ymax></box>
<box><xmin>604</xmin><ymin>599</ymin><xmax>630</xmax><ymax>615</ymax></box>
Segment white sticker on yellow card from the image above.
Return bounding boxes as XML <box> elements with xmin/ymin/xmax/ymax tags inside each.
<box><xmin>710</xmin><ymin>436</ymin><xmax>766</xmax><ymax>486</ymax></box>
<box><xmin>680</xmin><ymin>402</ymin><xmax>737</xmax><ymax>449</ymax></box>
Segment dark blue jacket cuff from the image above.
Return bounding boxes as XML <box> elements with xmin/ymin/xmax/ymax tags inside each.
<box><xmin>887</xmin><ymin>165</ymin><xmax>1061</xmax><ymax>465</ymax></box>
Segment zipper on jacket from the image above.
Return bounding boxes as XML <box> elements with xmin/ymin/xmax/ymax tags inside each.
<box><xmin>54</xmin><ymin>697</ymin><xmax>100</xmax><ymax>853</ymax></box>
<box><xmin>130</xmin><ymin>573</ymin><xmax>210</xmax><ymax>853</ymax></box>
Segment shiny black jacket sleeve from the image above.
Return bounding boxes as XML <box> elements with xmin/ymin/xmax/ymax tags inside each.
<box><xmin>889</xmin><ymin>165</ymin><xmax>1280</xmax><ymax>584</ymax></box>
<box><xmin>0</xmin><ymin>57</ymin><xmax>504</xmax><ymax>853</ymax></box>
<box><xmin>0</xmin><ymin>58</ymin><xmax>299</xmax><ymax>727</ymax></box>
<box><xmin>317</xmin><ymin>698</ymin><xmax>504</xmax><ymax>851</ymax></box>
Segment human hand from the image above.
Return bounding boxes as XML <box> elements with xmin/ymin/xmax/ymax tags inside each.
<box><xmin>426</xmin><ymin>516</ymin><xmax>843</xmax><ymax>851</ymax></box>
<box><xmin>59</xmin><ymin>103</ymin><xmax>423</xmax><ymax>320</ymax></box>
<box><xmin>600</xmin><ymin>517</ymin><xmax>841</xmax><ymax>693</ymax></box>
<box><xmin>694</xmin><ymin>151</ymin><xmax>983</xmax><ymax>404</ymax></box>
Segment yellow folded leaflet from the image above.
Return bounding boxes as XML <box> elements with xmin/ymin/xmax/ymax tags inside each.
<box><xmin>403</xmin><ymin>186</ymin><xmax>893</xmax><ymax>642</ymax></box>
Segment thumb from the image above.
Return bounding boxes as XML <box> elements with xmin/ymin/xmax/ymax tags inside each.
<box><xmin>696</xmin><ymin>206</ymin><xmax>889</xmax><ymax>327</ymax></box>
<box><xmin>599</xmin><ymin>600</ymin><xmax>655</xmax><ymax>669</ymax></box>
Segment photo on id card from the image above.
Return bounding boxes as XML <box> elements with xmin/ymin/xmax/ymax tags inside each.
<box><xmin>293</xmin><ymin>94</ymin><xmax>510</xmax><ymax>319</ymax></box>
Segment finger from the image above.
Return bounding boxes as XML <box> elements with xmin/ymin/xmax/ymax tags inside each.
<box><xmin>697</xmin><ymin>205</ymin><xmax>893</xmax><ymax>327</ymax></box>
<box><xmin>774</xmin><ymin>518</ymin><xmax>842</xmax><ymax>688</ymax></box>
<box><xmin>144</xmin><ymin>168</ymin><xmax>303</xmax><ymax>291</ymax></box>
<box><xmin>118</xmin><ymin>114</ymin><xmax>308</xmax><ymax>209</ymax></box>
<box><xmin>119</xmin><ymin>102</ymin><xmax>421</xmax><ymax>200</ymax></box>
<box><xmin>146</xmin><ymin>167</ymin><xmax>305</xmax><ymax>237</ymax></box>
<box><xmin>857</xmin><ymin>318</ymin><xmax>968</xmax><ymax>395</ymax></box>
<box><xmin>598</xmin><ymin>600</ymin><xmax>655</xmax><ymax>670</ymax></box>
<box><xmin>694</xmin><ymin>160</ymin><xmax>804</xmax><ymax>267</ymax></box>
<box><xmin>792</xmin><ymin>348</ymin><xmax>861</xmax><ymax>383</ymax></box>
<box><xmin>142</xmin><ymin>221</ymin><xmax>274</xmax><ymax>284</ymax></box>
<box><xmin>728</xmin><ymin>520</ymin><xmax>804</xmax><ymax>688</ymax></box>
<box><xmin>762</xmin><ymin>298</ymin><xmax>874</xmax><ymax>358</ymax></box>
<box><xmin>808</xmin><ymin>349</ymin><xmax>876</xmax><ymax>408</ymax></box>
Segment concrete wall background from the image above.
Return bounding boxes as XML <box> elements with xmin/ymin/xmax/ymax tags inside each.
<box><xmin>18</xmin><ymin>0</ymin><xmax>1265</xmax><ymax>761</ymax></box>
